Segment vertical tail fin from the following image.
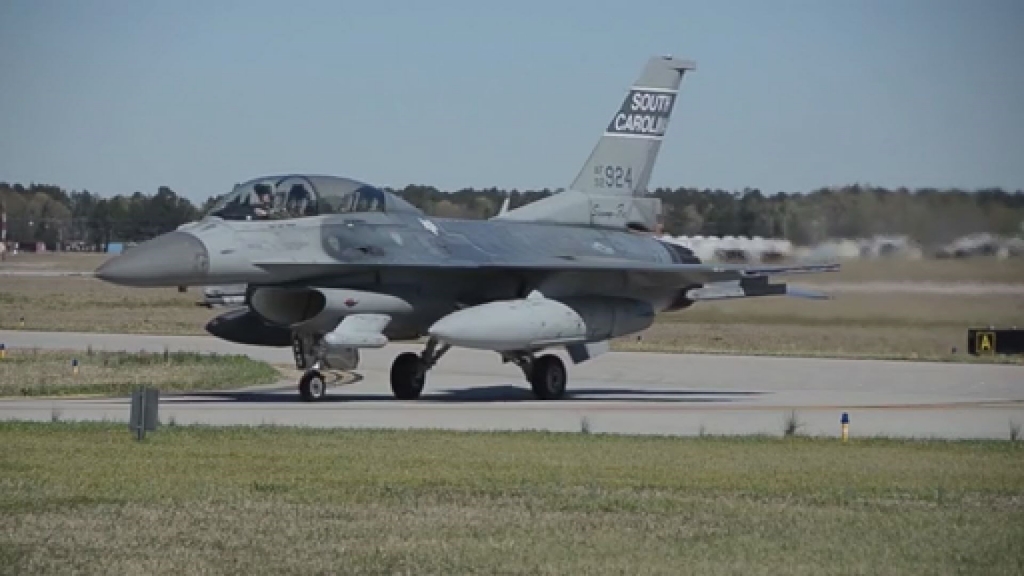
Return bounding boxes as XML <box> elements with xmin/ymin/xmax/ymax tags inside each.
<box><xmin>570</xmin><ymin>56</ymin><xmax>696</xmax><ymax>197</ymax></box>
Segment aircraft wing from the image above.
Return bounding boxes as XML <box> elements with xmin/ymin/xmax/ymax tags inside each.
<box><xmin>252</xmin><ymin>257</ymin><xmax>837</xmax><ymax>289</ymax></box>
<box><xmin>489</xmin><ymin>257</ymin><xmax>837</xmax><ymax>284</ymax></box>
<box><xmin>487</xmin><ymin>258</ymin><xmax>838</xmax><ymax>297</ymax></box>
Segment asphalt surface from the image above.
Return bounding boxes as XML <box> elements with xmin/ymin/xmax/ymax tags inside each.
<box><xmin>0</xmin><ymin>329</ymin><xmax>1021</xmax><ymax>439</ymax></box>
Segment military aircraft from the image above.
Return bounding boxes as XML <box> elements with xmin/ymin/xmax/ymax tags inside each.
<box><xmin>95</xmin><ymin>55</ymin><xmax>837</xmax><ymax>402</ymax></box>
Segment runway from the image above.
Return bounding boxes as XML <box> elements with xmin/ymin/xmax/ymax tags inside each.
<box><xmin>0</xmin><ymin>330</ymin><xmax>1021</xmax><ymax>439</ymax></box>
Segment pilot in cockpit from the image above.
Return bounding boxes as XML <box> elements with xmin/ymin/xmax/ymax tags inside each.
<box><xmin>252</xmin><ymin>184</ymin><xmax>275</xmax><ymax>219</ymax></box>
<box><xmin>285</xmin><ymin>183</ymin><xmax>315</xmax><ymax>217</ymax></box>
<box><xmin>354</xmin><ymin>187</ymin><xmax>384</xmax><ymax>212</ymax></box>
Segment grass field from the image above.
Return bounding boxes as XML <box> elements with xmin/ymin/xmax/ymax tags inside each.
<box><xmin>0</xmin><ymin>423</ymin><xmax>1021</xmax><ymax>575</ymax></box>
<box><xmin>2</xmin><ymin>254</ymin><xmax>1023</xmax><ymax>362</ymax></box>
<box><xmin>621</xmin><ymin>291</ymin><xmax>1024</xmax><ymax>362</ymax></box>
<box><xmin>0</xmin><ymin>251</ymin><xmax>109</xmax><ymax>272</ymax></box>
<box><xmin>0</xmin><ymin>275</ymin><xmax>213</xmax><ymax>335</ymax></box>
<box><xmin>0</xmin><ymin>349</ymin><xmax>279</xmax><ymax>397</ymax></box>
<box><xmin>799</xmin><ymin>257</ymin><xmax>1024</xmax><ymax>284</ymax></box>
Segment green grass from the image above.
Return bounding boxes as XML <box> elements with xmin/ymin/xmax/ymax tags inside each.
<box><xmin>804</xmin><ymin>257</ymin><xmax>1024</xmax><ymax>284</ymax></box>
<box><xmin>614</xmin><ymin>322</ymin><xmax>1024</xmax><ymax>364</ymax></box>
<box><xmin>0</xmin><ymin>349</ymin><xmax>280</xmax><ymax>397</ymax></box>
<box><xmin>0</xmin><ymin>423</ymin><xmax>1022</xmax><ymax>575</ymax></box>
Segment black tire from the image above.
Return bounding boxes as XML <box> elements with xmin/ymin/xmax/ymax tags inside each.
<box><xmin>530</xmin><ymin>355</ymin><xmax>567</xmax><ymax>400</ymax></box>
<box><xmin>391</xmin><ymin>352</ymin><xmax>426</xmax><ymax>400</ymax></box>
<box><xmin>299</xmin><ymin>370</ymin><xmax>327</xmax><ymax>402</ymax></box>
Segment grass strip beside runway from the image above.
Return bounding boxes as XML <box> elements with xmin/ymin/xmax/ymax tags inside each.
<box><xmin>0</xmin><ymin>350</ymin><xmax>279</xmax><ymax>397</ymax></box>
<box><xmin>1</xmin><ymin>422</ymin><xmax>1022</xmax><ymax>575</ymax></box>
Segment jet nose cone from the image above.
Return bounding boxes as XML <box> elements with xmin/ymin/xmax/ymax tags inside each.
<box><xmin>95</xmin><ymin>232</ymin><xmax>210</xmax><ymax>287</ymax></box>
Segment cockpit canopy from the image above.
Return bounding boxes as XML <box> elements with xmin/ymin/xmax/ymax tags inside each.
<box><xmin>206</xmin><ymin>175</ymin><xmax>421</xmax><ymax>221</ymax></box>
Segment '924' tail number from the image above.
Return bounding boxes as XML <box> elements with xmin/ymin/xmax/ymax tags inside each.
<box><xmin>593</xmin><ymin>165</ymin><xmax>633</xmax><ymax>189</ymax></box>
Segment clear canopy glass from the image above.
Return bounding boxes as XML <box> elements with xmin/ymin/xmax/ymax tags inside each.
<box><xmin>206</xmin><ymin>175</ymin><xmax>420</xmax><ymax>221</ymax></box>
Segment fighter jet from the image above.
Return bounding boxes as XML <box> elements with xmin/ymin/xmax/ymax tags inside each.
<box><xmin>96</xmin><ymin>56</ymin><xmax>837</xmax><ymax>402</ymax></box>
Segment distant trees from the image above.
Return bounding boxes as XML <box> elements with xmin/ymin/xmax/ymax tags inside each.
<box><xmin>2</xmin><ymin>180</ymin><xmax>1022</xmax><ymax>250</ymax></box>
<box><xmin>648</xmin><ymin>184</ymin><xmax>1024</xmax><ymax>244</ymax></box>
<box><xmin>1</xmin><ymin>183</ymin><xmax>200</xmax><ymax>250</ymax></box>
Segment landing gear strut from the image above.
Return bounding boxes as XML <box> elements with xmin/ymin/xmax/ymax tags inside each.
<box><xmin>390</xmin><ymin>338</ymin><xmax>450</xmax><ymax>400</ymax></box>
<box><xmin>504</xmin><ymin>352</ymin><xmax>568</xmax><ymax>400</ymax></box>
<box><xmin>293</xmin><ymin>334</ymin><xmax>327</xmax><ymax>402</ymax></box>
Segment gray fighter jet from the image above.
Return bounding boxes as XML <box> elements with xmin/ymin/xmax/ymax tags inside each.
<box><xmin>96</xmin><ymin>56</ymin><xmax>837</xmax><ymax>401</ymax></box>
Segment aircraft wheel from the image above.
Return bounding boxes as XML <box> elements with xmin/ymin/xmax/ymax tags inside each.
<box><xmin>299</xmin><ymin>370</ymin><xmax>327</xmax><ymax>402</ymax></box>
<box><xmin>530</xmin><ymin>354</ymin><xmax>567</xmax><ymax>400</ymax></box>
<box><xmin>391</xmin><ymin>352</ymin><xmax>426</xmax><ymax>400</ymax></box>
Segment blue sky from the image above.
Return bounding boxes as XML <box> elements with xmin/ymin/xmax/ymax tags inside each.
<box><xmin>2</xmin><ymin>0</ymin><xmax>1022</xmax><ymax>202</ymax></box>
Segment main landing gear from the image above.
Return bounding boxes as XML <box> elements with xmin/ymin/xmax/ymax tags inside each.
<box><xmin>390</xmin><ymin>338</ymin><xmax>450</xmax><ymax>400</ymax></box>
<box><xmin>504</xmin><ymin>352</ymin><xmax>567</xmax><ymax>400</ymax></box>
<box><xmin>387</xmin><ymin>340</ymin><xmax>568</xmax><ymax>401</ymax></box>
<box><xmin>296</xmin><ymin>331</ymin><xmax>570</xmax><ymax>402</ymax></box>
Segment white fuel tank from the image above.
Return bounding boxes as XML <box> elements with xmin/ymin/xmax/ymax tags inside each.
<box><xmin>427</xmin><ymin>293</ymin><xmax>655</xmax><ymax>351</ymax></box>
<box><xmin>428</xmin><ymin>294</ymin><xmax>586</xmax><ymax>351</ymax></box>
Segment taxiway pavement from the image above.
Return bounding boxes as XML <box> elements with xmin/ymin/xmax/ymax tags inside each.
<box><xmin>0</xmin><ymin>330</ymin><xmax>1020</xmax><ymax>439</ymax></box>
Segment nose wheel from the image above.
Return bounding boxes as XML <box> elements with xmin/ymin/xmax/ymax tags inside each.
<box><xmin>298</xmin><ymin>369</ymin><xmax>327</xmax><ymax>402</ymax></box>
<box><xmin>390</xmin><ymin>338</ymin><xmax>450</xmax><ymax>400</ymax></box>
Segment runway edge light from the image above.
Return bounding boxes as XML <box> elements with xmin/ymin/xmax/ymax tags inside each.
<box><xmin>841</xmin><ymin>412</ymin><xmax>850</xmax><ymax>442</ymax></box>
<box><xmin>0</xmin><ymin>343</ymin><xmax>5</xmax><ymax>359</ymax></box>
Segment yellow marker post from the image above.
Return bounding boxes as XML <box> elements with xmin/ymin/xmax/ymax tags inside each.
<box><xmin>0</xmin><ymin>343</ymin><xmax>6</xmax><ymax>360</ymax></box>
<box><xmin>72</xmin><ymin>358</ymin><xmax>79</xmax><ymax>376</ymax></box>
<box><xmin>840</xmin><ymin>412</ymin><xmax>849</xmax><ymax>442</ymax></box>
<box><xmin>976</xmin><ymin>331</ymin><xmax>995</xmax><ymax>355</ymax></box>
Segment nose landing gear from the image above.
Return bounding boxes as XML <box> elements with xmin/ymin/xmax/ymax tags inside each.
<box><xmin>298</xmin><ymin>369</ymin><xmax>327</xmax><ymax>402</ymax></box>
<box><xmin>293</xmin><ymin>332</ymin><xmax>358</xmax><ymax>402</ymax></box>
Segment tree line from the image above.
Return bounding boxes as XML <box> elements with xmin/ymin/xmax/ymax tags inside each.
<box><xmin>2</xmin><ymin>181</ymin><xmax>1022</xmax><ymax>249</ymax></box>
<box><xmin>1</xmin><ymin>183</ymin><xmax>203</xmax><ymax>248</ymax></box>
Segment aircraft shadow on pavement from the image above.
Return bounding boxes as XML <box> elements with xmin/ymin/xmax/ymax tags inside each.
<box><xmin>164</xmin><ymin>384</ymin><xmax>764</xmax><ymax>405</ymax></box>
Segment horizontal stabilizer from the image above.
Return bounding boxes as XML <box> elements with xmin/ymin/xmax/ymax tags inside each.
<box><xmin>782</xmin><ymin>286</ymin><xmax>831</xmax><ymax>300</ymax></box>
<box><xmin>686</xmin><ymin>279</ymin><xmax>831</xmax><ymax>302</ymax></box>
